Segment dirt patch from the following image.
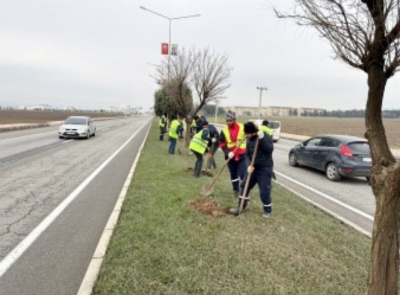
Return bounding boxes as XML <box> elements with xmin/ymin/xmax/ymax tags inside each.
<box><xmin>186</xmin><ymin>167</ymin><xmax>194</xmax><ymax>173</ymax></box>
<box><xmin>202</xmin><ymin>171</ymin><xmax>214</xmax><ymax>177</ymax></box>
<box><xmin>189</xmin><ymin>198</ymin><xmax>228</xmax><ymax>217</ymax></box>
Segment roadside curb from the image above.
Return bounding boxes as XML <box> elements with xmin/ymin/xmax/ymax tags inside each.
<box><xmin>76</xmin><ymin>123</ymin><xmax>152</xmax><ymax>295</ymax></box>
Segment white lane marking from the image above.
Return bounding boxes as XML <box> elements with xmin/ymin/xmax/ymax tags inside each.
<box><xmin>275</xmin><ymin>170</ymin><xmax>374</xmax><ymax>221</ymax></box>
<box><xmin>0</xmin><ymin>122</ymin><xmax>149</xmax><ymax>278</ymax></box>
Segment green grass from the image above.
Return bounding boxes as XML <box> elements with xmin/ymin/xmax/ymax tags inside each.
<box><xmin>92</xmin><ymin>119</ymin><xmax>371</xmax><ymax>295</ymax></box>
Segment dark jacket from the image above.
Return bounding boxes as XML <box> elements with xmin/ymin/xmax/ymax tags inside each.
<box><xmin>207</xmin><ymin>124</ymin><xmax>219</xmax><ymax>146</ymax></box>
<box><xmin>195</xmin><ymin>116</ymin><xmax>207</xmax><ymax>133</ymax></box>
<box><xmin>246</xmin><ymin>134</ymin><xmax>274</xmax><ymax>169</ymax></box>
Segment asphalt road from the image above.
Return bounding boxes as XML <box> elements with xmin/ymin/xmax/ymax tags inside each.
<box><xmin>0</xmin><ymin>116</ymin><xmax>151</xmax><ymax>295</ymax></box>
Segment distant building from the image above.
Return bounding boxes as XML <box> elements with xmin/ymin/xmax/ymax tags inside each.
<box><xmin>224</xmin><ymin>106</ymin><xmax>326</xmax><ymax>117</ymax></box>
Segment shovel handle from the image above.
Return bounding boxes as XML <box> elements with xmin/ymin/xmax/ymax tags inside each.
<box><xmin>206</xmin><ymin>139</ymin><xmax>244</xmax><ymax>189</ymax></box>
<box><xmin>239</xmin><ymin>137</ymin><xmax>260</xmax><ymax>211</ymax></box>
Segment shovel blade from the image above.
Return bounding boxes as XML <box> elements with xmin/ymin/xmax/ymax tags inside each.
<box><xmin>200</xmin><ymin>183</ymin><xmax>214</xmax><ymax>198</ymax></box>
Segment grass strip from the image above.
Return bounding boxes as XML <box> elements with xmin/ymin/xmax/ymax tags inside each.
<box><xmin>93</xmin><ymin>120</ymin><xmax>372</xmax><ymax>295</ymax></box>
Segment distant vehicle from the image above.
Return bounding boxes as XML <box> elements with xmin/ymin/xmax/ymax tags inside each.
<box><xmin>288</xmin><ymin>134</ymin><xmax>372</xmax><ymax>181</ymax></box>
<box><xmin>268</xmin><ymin>121</ymin><xmax>281</xmax><ymax>142</ymax></box>
<box><xmin>249</xmin><ymin>119</ymin><xmax>281</xmax><ymax>142</ymax></box>
<box><xmin>58</xmin><ymin>116</ymin><xmax>96</xmax><ymax>139</ymax></box>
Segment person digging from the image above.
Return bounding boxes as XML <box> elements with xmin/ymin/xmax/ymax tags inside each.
<box><xmin>229</xmin><ymin>121</ymin><xmax>274</xmax><ymax>218</ymax></box>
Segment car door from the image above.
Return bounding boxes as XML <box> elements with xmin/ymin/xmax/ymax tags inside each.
<box><xmin>312</xmin><ymin>138</ymin><xmax>337</xmax><ymax>171</ymax></box>
<box><xmin>88</xmin><ymin>119</ymin><xmax>95</xmax><ymax>135</ymax></box>
<box><xmin>299</xmin><ymin>137</ymin><xmax>322</xmax><ymax>167</ymax></box>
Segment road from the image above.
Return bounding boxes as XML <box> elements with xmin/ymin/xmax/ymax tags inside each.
<box><xmin>0</xmin><ymin>118</ymin><xmax>376</xmax><ymax>295</ymax></box>
<box><xmin>273</xmin><ymin>137</ymin><xmax>374</xmax><ymax>236</ymax></box>
<box><xmin>0</xmin><ymin>116</ymin><xmax>151</xmax><ymax>295</ymax></box>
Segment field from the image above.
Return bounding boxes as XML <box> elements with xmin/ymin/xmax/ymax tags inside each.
<box><xmin>0</xmin><ymin>109</ymin><xmax>125</xmax><ymax>124</ymax></box>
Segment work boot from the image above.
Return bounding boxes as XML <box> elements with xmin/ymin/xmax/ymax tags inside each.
<box><xmin>229</xmin><ymin>207</ymin><xmax>240</xmax><ymax>215</ymax></box>
<box><xmin>263</xmin><ymin>212</ymin><xmax>271</xmax><ymax>219</ymax></box>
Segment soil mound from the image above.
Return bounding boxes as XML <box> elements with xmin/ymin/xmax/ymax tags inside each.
<box><xmin>189</xmin><ymin>199</ymin><xmax>228</xmax><ymax>218</ymax></box>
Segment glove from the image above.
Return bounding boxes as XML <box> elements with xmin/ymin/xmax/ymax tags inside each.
<box><xmin>247</xmin><ymin>166</ymin><xmax>254</xmax><ymax>173</ymax></box>
<box><xmin>257</xmin><ymin>130</ymin><xmax>264</xmax><ymax>139</ymax></box>
<box><xmin>228</xmin><ymin>151</ymin><xmax>234</xmax><ymax>159</ymax></box>
<box><xmin>212</xmin><ymin>138</ymin><xmax>217</xmax><ymax>143</ymax></box>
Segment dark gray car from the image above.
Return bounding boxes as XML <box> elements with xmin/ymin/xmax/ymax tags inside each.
<box><xmin>288</xmin><ymin>134</ymin><xmax>372</xmax><ymax>181</ymax></box>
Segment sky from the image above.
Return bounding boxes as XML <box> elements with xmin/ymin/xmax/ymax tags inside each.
<box><xmin>0</xmin><ymin>0</ymin><xmax>399</xmax><ymax>112</ymax></box>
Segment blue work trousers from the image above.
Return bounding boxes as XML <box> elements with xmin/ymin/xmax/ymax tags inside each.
<box><xmin>168</xmin><ymin>138</ymin><xmax>177</xmax><ymax>154</ymax></box>
<box><xmin>238</xmin><ymin>166</ymin><xmax>273</xmax><ymax>213</ymax></box>
<box><xmin>227</xmin><ymin>156</ymin><xmax>247</xmax><ymax>193</ymax></box>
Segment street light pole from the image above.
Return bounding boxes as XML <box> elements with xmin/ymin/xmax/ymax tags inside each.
<box><xmin>139</xmin><ymin>6</ymin><xmax>200</xmax><ymax>82</ymax></box>
<box><xmin>213</xmin><ymin>96</ymin><xmax>227</xmax><ymax>123</ymax></box>
<box><xmin>256</xmin><ymin>86</ymin><xmax>268</xmax><ymax>120</ymax></box>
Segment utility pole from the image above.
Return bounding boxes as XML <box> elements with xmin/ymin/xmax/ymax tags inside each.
<box><xmin>256</xmin><ymin>86</ymin><xmax>268</xmax><ymax>120</ymax></box>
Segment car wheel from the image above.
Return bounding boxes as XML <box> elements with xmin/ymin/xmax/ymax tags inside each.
<box><xmin>92</xmin><ymin>129</ymin><xmax>96</xmax><ymax>137</ymax></box>
<box><xmin>86</xmin><ymin>131</ymin><xmax>90</xmax><ymax>140</ymax></box>
<box><xmin>289</xmin><ymin>152</ymin><xmax>298</xmax><ymax>167</ymax></box>
<box><xmin>326</xmin><ymin>162</ymin><xmax>341</xmax><ymax>181</ymax></box>
<box><xmin>59</xmin><ymin>136</ymin><xmax>63</xmax><ymax>139</ymax></box>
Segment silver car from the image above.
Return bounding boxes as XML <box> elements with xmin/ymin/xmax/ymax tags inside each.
<box><xmin>58</xmin><ymin>116</ymin><xmax>96</xmax><ymax>139</ymax></box>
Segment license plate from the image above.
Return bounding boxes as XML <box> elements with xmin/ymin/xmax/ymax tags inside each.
<box><xmin>362</xmin><ymin>157</ymin><xmax>372</xmax><ymax>162</ymax></box>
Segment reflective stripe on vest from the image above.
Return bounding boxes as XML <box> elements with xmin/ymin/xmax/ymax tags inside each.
<box><xmin>168</xmin><ymin>120</ymin><xmax>180</xmax><ymax>139</ymax></box>
<box><xmin>222</xmin><ymin>123</ymin><xmax>246</xmax><ymax>150</ymax></box>
<box><xmin>189</xmin><ymin>129</ymin><xmax>209</xmax><ymax>154</ymax></box>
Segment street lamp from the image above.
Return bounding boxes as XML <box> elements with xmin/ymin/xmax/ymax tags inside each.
<box><xmin>256</xmin><ymin>86</ymin><xmax>268</xmax><ymax>120</ymax></box>
<box><xmin>140</xmin><ymin>6</ymin><xmax>200</xmax><ymax>81</ymax></box>
<box><xmin>213</xmin><ymin>96</ymin><xmax>227</xmax><ymax>123</ymax></box>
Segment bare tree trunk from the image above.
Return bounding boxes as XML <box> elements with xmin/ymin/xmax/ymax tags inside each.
<box><xmin>366</xmin><ymin>64</ymin><xmax>400</xmax><ymax>295</ymax></box>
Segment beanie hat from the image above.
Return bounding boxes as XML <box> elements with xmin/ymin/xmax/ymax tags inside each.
<box><xmin>244</xmin><ymin>121</ymin><xmax>258</xmax><ymax>134</ymax></box>
<box><xmin>226</xmin><ymin>111</ymin><xmax>236</xmax><ymax>121</ymax></box>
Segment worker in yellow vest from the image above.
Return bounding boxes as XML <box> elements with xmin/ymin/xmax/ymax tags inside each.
<box><xmin>189</xmin><ymin>121</ymin><xmax>210</xmax><ymax>178</ymax></box>
<box><xmin>259</xmin><ymin>120</ymin><xmax>273</xmax><ymax>137</ymax></box>
<box><xmin>168</xmin><ymin>117</ymin><xmax>183</xmax><ymax>154</ymax></box>
<box><xmin>219</xmin><ymin>111</ymin><xmax>247</xmax><ymax>198</ymax></box>
<box><xmin>159</xmin><ymin>114</ymin><xmax>167</xmax><ymax>141</ymax></box>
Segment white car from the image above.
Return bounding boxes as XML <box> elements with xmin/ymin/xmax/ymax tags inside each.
<box><xmin>248</xmin><ymin>119</ymin><xmax>281</xmax><ymax>142</ymax></box>
<box><xmin>58</xmin><ymin>116</ymin><xmax>96</xmax><ymax>139</ymax></box>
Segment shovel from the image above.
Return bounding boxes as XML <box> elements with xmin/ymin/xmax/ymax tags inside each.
<box><xmin>202</xmin><ymin>137</ymin><xmax>216</xmax><ymax>176</ymax></box>
<box><xmin>200</xmin><ymin>140</ymin><xmax>243</xmax><ymax>198</ymax></box>
<box><xmin>238</xmin><ymin>137</ymin><xmax>260</xmax><ymax>214</ymax></box>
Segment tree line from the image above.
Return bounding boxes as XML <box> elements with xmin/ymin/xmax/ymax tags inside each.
<box><xmin>299</xmin><ymin>109</ymin><xmax>400</xmax><ymax>118</ymax></box>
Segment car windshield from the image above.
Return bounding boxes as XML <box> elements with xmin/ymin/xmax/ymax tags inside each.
<box><xmin>348</xmin><ymin>142</ymin><xmax>370</xmax><ymax>154</ymax></box>
<box><xmin>268</xmin><ymin>121</ymin><xmax>280</xmax><ymax>129</ymax></box>
<box><xmin>65</xmin><ymin>117</ymin><xmax>87</xmax><ymax>125</ymax></box>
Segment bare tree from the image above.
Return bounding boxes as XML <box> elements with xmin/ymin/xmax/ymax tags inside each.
<box><xmin>192</xmin><ymin>48</ymin><xmax>233</xmax><ymax>114</ymax></box>
<box><xmin>153</xmin><ymin>48</ymin><xmax>195</xmax><ymax>141</ymax></box>
<box><xmin>276</xmin><ymin>0</ymin><xmax>400</xmax><ymax>294</ymax></box>
<box><xmin>155</xmin><ymin>47</ymin><xmax>233</xmax><ymax>145</ymax></box>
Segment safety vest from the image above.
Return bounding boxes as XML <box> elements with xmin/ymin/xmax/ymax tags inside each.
<box><xmin>189</xmin><ymin>129</ymin><xmax>209</xmax><ymax>154</ymax></box>
<box><xmin>159</xmin><ymin>116</ymin><xmax>166</xmax><ymax>127</ymax></box>
<box><xmin>168</xmin><ymin>120</ymin><xmax>180</xmax><ymax>139</ymax></box>
<box><xmin>259</xmin><ymin>125</ymin><xmax>273</xmax><ymax>137</ymax></box>
<box><xmin>222</xmin><ymin>123</ymin><xmax>246</xmax><ymax>150</ymax></box>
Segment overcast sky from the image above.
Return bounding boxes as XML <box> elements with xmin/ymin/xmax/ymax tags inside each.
<box><xmin>0</xmin><ymin>0</ymin><xmax>399</xmax><ymax>111</ymax></box>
